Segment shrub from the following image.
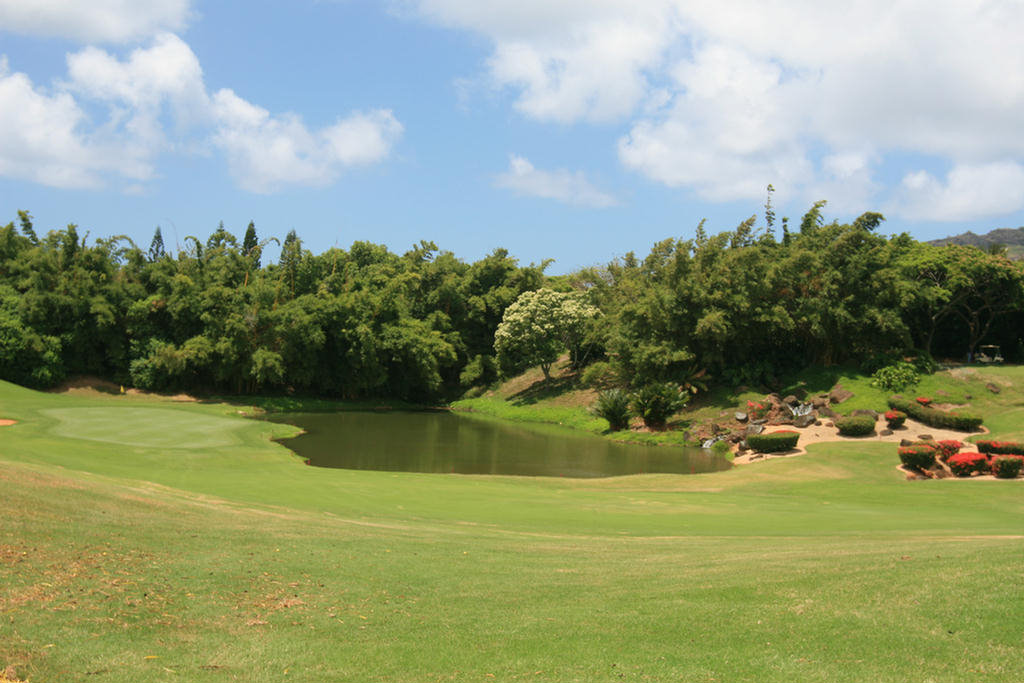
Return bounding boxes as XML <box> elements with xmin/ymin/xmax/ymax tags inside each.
<box><xmin>947</xmin><ymin>452</ymin><xmax>989</xmax><ymax>477</ymax></box>
<box><xmin>747</xmin><ymin>430</ymin><xmax>800</xmax><ymax>453</ymax></box>
<box><xmin>745</xmin><ymin>400</ymin><xmax>771</xmax><ymax>421</ymax></box>
<box><xmin>581</xmin><ymin>361</ymin><xmax>618</xmax><ymax>389</ymax></box>
<box><xmin>835</xmin><ymin>414</ymin><xmax>876</xmax><ymax>436</ymax></box>
<box><xmin>991</xmin><ymin>455</ymin><xmax>1024</xmax><ymax>479</ymax></box>
<box><xmin>935</xmin><ymin>440</ymin><xmax>963</xmax><ymax>461</ymax></box>
<box><xmin>898</xmin><ymin>445</ymin><xmax>937</xmax><ymax>471</ymax></box>
<box><xmin>710</xmin><ymin>439</ymin><xmax>733</xmax><ymax>457</ymax></box>
<box><xmin>916</xmin><ymin>396</ymin><xmax>932</xmax><ymax>406</ymax></box>
<box><xmin>884</xmin><ymin>410</ymin><xmax>907</xmax><ymax>429</ymax></box>
<box><xmin>631</xmin><ymin>382</ymin><xmax>689</xmax><ymax>430</ymax></box>
<box><xmin>592</xmin><ymin>389</ymin><xmax>632</xmax><ymax>431</ymax></box>
<box><xmin>871</xmin><ymin>361</ymin><xmax>920</xmax><ymax>393</ymax></box>
<box><xmin>975</xmin><ymin>440</ymin><xmax>1024</xmax><ymax>456</ymax></box>
<box><xmin>887</xmin><ymin>397</ymin><xmax>984</xmax><ymax>432</ymax></box>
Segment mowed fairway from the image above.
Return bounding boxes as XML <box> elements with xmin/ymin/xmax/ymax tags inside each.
<box><xmin>1</xmin><ymin>376</ymin><xmax>1023</xmax><ymax>682</ymax></box>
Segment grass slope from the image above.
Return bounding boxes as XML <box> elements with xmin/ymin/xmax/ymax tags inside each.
<box><xmin>1</xmin><ymin>371</ymin><xmax>1023</xmax><ymax>682</ymax></box>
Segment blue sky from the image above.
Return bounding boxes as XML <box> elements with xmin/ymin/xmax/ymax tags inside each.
<box><xmin>2</xmin><ymin>1</ymin><xmax>1023</xmax><ymax>273</ymax></box>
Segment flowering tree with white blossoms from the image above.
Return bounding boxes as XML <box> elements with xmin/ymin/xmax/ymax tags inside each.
<box><xmin>494</xmin><ymin>289</ymin><xmax>599</xmax><ymax>380</ymax></box>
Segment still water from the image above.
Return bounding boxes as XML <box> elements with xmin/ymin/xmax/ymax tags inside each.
<box><xmin>268</xmin><ymin>410</ymin><xmax>731</xmax><ymax>478</ymax></box>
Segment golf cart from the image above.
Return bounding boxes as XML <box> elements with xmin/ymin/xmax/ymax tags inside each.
<box><xmin>976</xmin><ymin>344</ymin><xmax>1004</xmax><ymax>364</ymax></box>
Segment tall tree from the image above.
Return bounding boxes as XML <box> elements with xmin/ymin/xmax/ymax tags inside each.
<box><xmin>149</xmin><ymin>226</ymin><xmax>166</xmax><ymax>262</ymax></box>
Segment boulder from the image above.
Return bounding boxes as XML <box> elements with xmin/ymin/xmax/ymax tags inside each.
<box><xmin>899</xmin><ymin>439</ymin><xmax>915</xmax><ymax>447</ymax></box>
<box><xmin>825</xmin><ymin>422</ymin><xmax>835</xmax><ymax>428</ymax></box>
<box><xmin>767</xmin><ymin>393</ymin><xmax>783</xmax><ymax>405</ymax></box>
<box><xmin>810</xmin><ymin>396</ymin><xmax>828</xmax><ymax>408</ymax></box>
<box><xmin>745</xmin><ymin>424</ymin><xmax>764</xmax><ymax>436</ymax></box>
<box><xmin>879</xmin><ymin>428</ymin><xmax>893</xmax><ymax>436</ymax></box>
<box><xmin>917</xmin><ymin>434</ymin><xmax>933</xmax><ymax>441</ymax></box>
<box><xmin>986</xmin><ymin>382</ymin><xmax>1001</xmax><ymax>394</ymax></box>
<box><xmin>751</xmin><ymin>418</ymin><xmax>767</xmax><ymax>425</ymax></box>
<box><xmin>819</xmin><ymin>405</ymin><xmax>838</xmax><ymax>418</ymax></box>
<box><xmin>734</xmin><ymin>412</ymin><xmax>748</xmax><ymax>423</ymax></box>
<box><xmin>829</xmin><ymin>383</ymin><xmax>854</xmax><ymax>404</ymax></box>
<box><xmin>851</xmin><ymin>409</ymin><xmax>878</xmax><ymax>419</ymax></box>
<box><xmin>782</xmin><ymin>394</ymin><xmax>799</xmax><ymax>406</ymax></box>
<box><xmin>794</xmin><ymin>414</ymin><xmax>816</xmax><ymax>428</ymax></box>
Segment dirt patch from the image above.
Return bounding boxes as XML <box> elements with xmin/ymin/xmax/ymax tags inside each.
<box><xmin>49</xmin><ymin>375</ymin><xmax>197</xmax><ymax>402</ymax></box>
<box><xmin>0</xmin><ymin>419</ymin><xmax>15</xmax><ymax>426</ymax></box>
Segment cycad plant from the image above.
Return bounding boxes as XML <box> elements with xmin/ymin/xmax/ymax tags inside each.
<box><xmin>593</xmin><ymin>389</ymin><xmax>632</xmax><ymax>431</ymax></box>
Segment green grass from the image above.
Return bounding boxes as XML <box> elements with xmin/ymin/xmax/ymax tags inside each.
<box><xmin>2</xmin><ymin>372</ymin><xmax>1024</xmax><ymax>682</ymax></box>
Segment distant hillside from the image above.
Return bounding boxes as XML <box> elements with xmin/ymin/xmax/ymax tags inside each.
<box><xmin>928</xmin><ymin>226</ymin><xmax>1024</xmax><ymax>248</ymax></box>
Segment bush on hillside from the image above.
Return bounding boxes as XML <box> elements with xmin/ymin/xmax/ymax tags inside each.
<box><xmin>870</xmin><ymin>361</ymin><xmax>920</xmax><ymax>393</ymax></box>
<box><xmin>747</xmin><ymin>431</ymin><xmax>800</xmax><ymax>453</ymax></box>
<box><xmin>630</xmin><ymin>382</ymin><xmax>689</xmax><ymax>430</ymax></box>
<box><xmin>898</xmin><ymin>445</ymin><xmax>937</xmax><ymax>471</ymax></box>
<box><xmin>835</xmin><ymin>414</ymin><xmax>876</xmax><ymax>436</ymax></box>
<box><xmin>581</xmin><ymin>361</ymin><xmax>619</xmax><ymax>389</ymax></box>
<box><xmin>887</xmin><ymin>397</ymin><xmax>983</xmax><ymax>432</ymax></box>
<box><xmin>976</xmin><ymin>440</ymin><xmax>1024</xmax><ymax>456</ymax></box>
<box><xmin>947</xmin><ymin>452</ymin><xmax>989</xmax><ymax>477</ymax></box>
<box><xmin>592</xmin><ymin>389</ymin><xmax>632</xmax><ymax>431</ymax></box>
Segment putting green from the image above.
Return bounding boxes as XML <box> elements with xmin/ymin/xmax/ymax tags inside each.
<box><xmin>42</xmin><ymin>407</ymin><xmax>245</xmax><ymax>449</ymax></box>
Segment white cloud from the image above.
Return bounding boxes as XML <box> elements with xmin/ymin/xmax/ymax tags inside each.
<box><xmin>408</xmin><ymin>0</ymin><xmax>1024</xmax><ymax>218</ymax></box>
<box><xmin>892</xmin><ymin>162</ymin><xmax>1024</xmax><ymax>222</ymax></box>
<box><xmin>212</xmin><ymin>90</ymin><xmax>403</xmax><ymax>193</ymax></box>
<box><xmin>495</xmin><ymin>154</ymin><xmax>618</xmax><ymax>207</ymax></box>
<box><xmin>0</xmin><ymin>35</ymin><xmax>403</xmax><ymax>193</ymax></box>
<box><xmin>0</xmin><ymin>57</ymin><xmax>149</xmax><ymax>188</ymax></box>
<box><xmin>0</xmin><ymin>0</ymin><xmax>191</xmax><ymax>43</ymax></box>
<box><xmin>405</xmin><ymin>0</ymin><xmax>678</xmax><ymax>122</ymax></box>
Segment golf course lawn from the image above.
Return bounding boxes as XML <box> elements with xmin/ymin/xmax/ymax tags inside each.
<box><xmin>1</xmin><ymin>372</ymin><xmax>1023</xmax><ymax>683</ymax></box>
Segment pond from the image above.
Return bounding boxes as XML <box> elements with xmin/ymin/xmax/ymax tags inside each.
<box><xmin>267</xmin><ymin>410</ymin><xmax>731</xmax><ymax>478</ymax></box>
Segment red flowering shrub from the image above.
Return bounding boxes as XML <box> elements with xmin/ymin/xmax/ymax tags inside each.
<box><xmin>746</xmin><ymin>400</ymin><xmax>770</xmax><ymax>421</ymax></box>
<box><xmin>976</xmin><ymin>440</ymin><xmax>1024</xmax><ymax>456</ymax></box>
<box><xmin>991</xmin><ymin>455</ymin><xmax>1024</xmax><ymax>479</ymax></box>
<box><xmin>947</xmin><ymin>452</ymin><xmax>989</xmax><ymax>477</ymax></box>
<box><xmin>916</xmin><ymin>396</ymin><xmax>932</xmax><ymax>406</ymax></box>
<box><xmin>884</xmin><ymin>410</ymin><xmax>907</xmax><ymax>428</ymax></box>
<box><xmin>935</xmin><ymin>440</ymin><xmax>962</xmax><ymax>461</ymax></box>
<box><xmin>898</xmin><ymin>445</ymin><xmax>936</xmax><ymax>471</ymax></box>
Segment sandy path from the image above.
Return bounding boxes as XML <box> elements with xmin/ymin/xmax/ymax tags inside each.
<box><xmin>733</xmin><ymin>417</ymin><xmax>986</xmax><ymax>465</ymax></box>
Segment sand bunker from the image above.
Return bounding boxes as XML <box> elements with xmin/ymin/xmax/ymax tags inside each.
<box><xmin>0</xmin><ymin>419</ymin><xmax>15</xmax><ymax>427</ymax></box>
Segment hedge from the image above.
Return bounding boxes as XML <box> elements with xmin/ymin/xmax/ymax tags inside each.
<box><xmin>747</xmin><ymin>431</ymin><xmax>800</xmax><ymax>453</ymax></box>
<box><xmin>947</xmin><ymin>452</ymin><xmax>989</xmax><ymax>477</ymax></box>
<box><xmin>935</xmin><ymin>440</ymin><xmax>963</xmax><ymax>461</ymax></box>
<box><xmin>898</xmin><ymin>445</ymin><xmax>937</xmax><ymax>471</ymax></box>
<box><xmin>976</xmin><ymin>440</ymin><xmax>1024</xmax><ymax>456</ymax></box>
<box><xmin>887</xmin><ymin>396</ymin><xmax>983</xmax><ymax>431</ymax></box>
<box><xmin>835</xmin><ymin>414</ymin><xmax>876</xmax><ymax>436</ymax></box>
<box><xmin>992</xmin><ymin>455</ymin><xmax>1024</xmax><ymax>479</ymax></box>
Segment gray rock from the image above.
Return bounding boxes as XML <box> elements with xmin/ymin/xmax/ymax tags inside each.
<box><xmin>751</xmin><ymin>418</ymin><xmax>767</xmax><ymax>425</ymax></box>
<box><xmin>811</xmin><ymin>396</ymin><xmax>828</xmax><ymax>408</ymax></box>
<box><xmin>899</xmin><ymin>439</ymin><xmax>914</xmax><ymax>447</ymax></box>
<box><xmin>814</xmin><ymin>420</ymin><xmax>823</xmax><ymax>426</ymax></box>
<box><xmin>783</xmin><ymin>394</ymin><xmax>799</xmax><ymax>406</ymax></box>
<box><xmin>735</xmin><ymin>412</ymin><xmax>748</xmax><ymax>423</ymax></box>
<box><xmin>819</xmin><ymin>405</ymin><xmax>838</xmax><ymax>418</ymax></box>
<box><xmin>794</xmin><ymin>414</ymin><xmax>816</xmax><ymax>428</ymax></box>
<box><xmin>745</xmin><ymin>424</ymin><xmax>764</xmax><ymax>436</ymax></box>
<box><xmin>880</xmin><ymin>428</ymin><xmax>893</xmax><ymax>436</ymax></box>
<box><xmin>917</xmin><ymin>433</ymin><xmax>934</xmax><ymax>441</ymax></box>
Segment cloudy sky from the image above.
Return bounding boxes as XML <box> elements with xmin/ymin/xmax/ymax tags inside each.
<box><xmin>1</xmin><ymin>1</ymin><xmax>1022</xmax><ymax>271</ymax></box>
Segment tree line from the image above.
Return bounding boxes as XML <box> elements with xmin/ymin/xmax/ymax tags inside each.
<box><xmin>1</xmin><ymin>204</ymin><xmax>1022</xmax><ymax>401</ymax></box>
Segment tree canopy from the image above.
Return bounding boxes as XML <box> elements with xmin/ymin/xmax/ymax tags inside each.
<box><xmin>0</xmin><ymin>207</ymin><xmax>1021</xmax><ymax>400</ymax></box>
